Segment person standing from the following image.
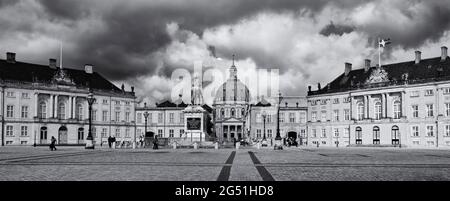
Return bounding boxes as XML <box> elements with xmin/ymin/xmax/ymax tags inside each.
<box><xmin>108</xmin><ymin>136</ymin><xmax>112</xmax><ymax>148</ymax></box>
<box><xmin>153</xmin><ymin>135</ymin><xmax>159</xmax><ymax>150</ymax></box>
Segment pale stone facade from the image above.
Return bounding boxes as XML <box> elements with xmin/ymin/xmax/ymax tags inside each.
<box><xmin>0</xmin><ymin>53</ymin><xmax>136</xmax><ymax>146</ymax></box>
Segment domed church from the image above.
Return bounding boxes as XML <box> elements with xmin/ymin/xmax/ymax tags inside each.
<box><xmin>213</xmin><ymin>57</ymin><xmax>251</xmax><ymax>142</ymax></box>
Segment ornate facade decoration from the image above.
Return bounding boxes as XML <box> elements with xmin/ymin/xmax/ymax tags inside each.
<box><xmin>365</xmin><ymin>67</ymin><xmax>389</xmax><ymax>84</ymax></box>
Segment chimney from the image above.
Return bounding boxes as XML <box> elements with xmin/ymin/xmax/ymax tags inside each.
<box><xmin>121</xmin><ymin>83</ymin><xmax>125</xmax><ymax>91</ymax></box>
<box><xmin>415</xmin><ymin>51</ymin><xmax>421</xmax><ymax>64</ymax></box>
<box><xmin>49</xmin><ymin>58</ymin><xmax>57</xmax><ymax>68</ymax></box>
<box><xmin>441</xmin><ymin>46</ymin><xmax>448</xmax><ymax>61</ymax></box>
<box><xmin>308</xmin><ymin>85</ymin><xmax>312</xmax><ymax>92</ymax></box>
<box><xmin>131</xmin><ymin>86</ymin><xmax>135</xmax><ymax>93</ymax></box>
<box><xmin>345</xmin><ymin>62</ymin><xmax>352</xmax><ymax>76</ymax></box>
<box><xmin>6</xmin><ymin>52</ymin><xmax>16</xmax><ymax>63</ymax></box>
<box><xmin>317</xmin><ymin>83</ymin><xmax>321</xmax><ymax>90</ymax></box>
<box><xmin>84</xmin><ymin>64</ymin><xmax>93</xmax><ymax>74</ymax></box>
<box><xmin>364</xmin><ymin>59</ymin><xmax>371</xmax><ymax>72</ymax></box>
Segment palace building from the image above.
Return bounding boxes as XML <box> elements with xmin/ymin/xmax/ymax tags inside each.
<box><xmin>0</xmin><ymin>52</ymin><xmax>136</xmax><ymax>146</ymax></box>
<box><xmin>307</xmin><ymin>46</ymin><xmax>450</xmax><ymax>148</ymax></box>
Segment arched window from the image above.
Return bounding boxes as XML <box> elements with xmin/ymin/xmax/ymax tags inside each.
<box><xmin>357</xmin><ymin>102</ymin><xmax>365</xmax><ymax>120</ymax></box>
<box><xmin>355</xmin><ymin>127</ymin><xmax>362</xmax><ymax>144</ymax></box>
<box><xmin>220</xmin><ymin>108</ymin><xmax>225</xmax><ymax>117</ymax></box>
<box><xmin>39</xmin><ymin>101</ymin><xmax>47</xmax><ymax>119</ymax></box>
<box><xmin>373</xmin><ymin>126</ymin><xmax>380</xmax><ymax>144</ymax></box>
<box><xmin>241</xmin><ymin>108</ymin><xmax>245</xmax><ymax>117</ymax></box>
<box><xmin>77</xmin><ymin>103</ymin><xmax>84</xmax><ymax>120</ymax></box>
<box><xmin>374</xmin><ymin>102</ymin><xmax>382</xmax><ymax>120</ymax></box>
<box><xmin>78</xmin><ymin>128</ymin><xmax>84</xmax><ymax>141</ymax></box>
<box><xmin>58</xmin><ymin>102</ymin><xmax>65</xmax><ymax>120</ymax></box>
<box><xmin>392</xmin><ymin>125</ymin><xmax>400</xmax><ymax>145</ymax></box>
<box><xmin>40</xmin><ymin>127</ymin><xmax>47</xmax><ymax>141</ymax></box>
<box><xmin>393</xmin><ymin>101</ymin><xmax>401</xmax><ymax>119</ymax></box>
<box><xmin>230</xmin><ymin>108</ymin><xmax>235</xmax><ymax>117</ymax></box>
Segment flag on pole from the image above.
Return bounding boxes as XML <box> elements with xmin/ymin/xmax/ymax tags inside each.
<box><xmin>379</xmin><ymin>38</ymin><xmax>391</xmax><ymax>48</ymax></box>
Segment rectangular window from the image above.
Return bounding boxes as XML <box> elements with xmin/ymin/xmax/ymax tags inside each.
<box><xmin>311</xmin><ymin>129</ymin><xmax>317</xmax><ymax>138</ymax></box>
<box><xmin>344</xmin><ymin>109</ymin><xmax>350</xmax><ymax>121</ymax></box>
<box><xmin>289</xmin><ymin>113</ymin><xmax>295</xmax><ymax>123</ymax></box>
<box><xmin>256</xmin><ymin>129</ymin><xmax>261</xmax><ymax>138</ymax></box>
<box><xmin>137</xmin><ymin>113</ymin><xmax>142</xmax><ymax>123</ymax></box>
<box><xmin>125</xmin><ymin>128</ymin><xmax>130</xmax><ymax>138</ymax></box>
<box><xmin>333</xmin><ymin>128</ymin><xmax>339</xmax><ymax>137</ymax></box>
<box><xmin>169</xmin><ymin>129</ymin><xmax>174</xmax><ymax>138</ymax></box>
<box><xmin>446</xmin><ymin>125</ymin><xmax>450</xmax><ymax>137</ymax></box>
<box><xmin>279</xmin><ymin>113</ymin><xmax>285</xmax><ymax>123</ymax></box>
<box><xmin>21</xmin><ymin>106</ymin><xmax>28</xmax><ymax>118</ymax></box>
<box><xmin>410</xmin><ymin>91</ymin><xmax>420</xmax><ymax>97</ymax></box>
<box><xmin>92</xmin><ymin>110</ymin><xmax>97</xmax><ymax>121</ymax></box>
<box><xmin>115</xmin><ymin>128</ymin><xmax>121</xmax><ymax>138</ymax></box>
<box><xmin>444</xmin><ymin>87</ymin><xmax>450</xmax><ymax>94</ymax></box>
<box><xmin>101</xmin><ymin>128</ymin><xmax>107</xmax><ymax>137</ymax></box>
<box><xmin>333</xmin><ymin>98</ymin><xmax>339</xmax><ymax>104</ymax></box>
<box><xmin>311</xmin><ymin>112</ymin><xmax>317</xmax><ymax>122</ymax></box>
<box><xmin>446</xmin><ymin>103</ymin><xmax>450</xmax><ymax>117</ymax></box>
<box><xmin>426</xmin><ymin>104</ymin><xmax>434</xmax><ymax>117</ymax></box>
<box><xmin>6</xmin><ymin>91</ymin><xmax>14</xmax><ymax>97</ymax></box>
<box><xmin>321</xmin><ymin>111</ymin><xmax>327</xmax><ymax>122</ymax></box>
<box><xmin>20</xmin><ymin>126</ymin><xmax>28</xmax><ymax>136</ymax></box>
<box><xmin>102</xmin><ymin>99</ymin><xmax>108</xmax><ymax>104</ymax></box>
<box><xmin>425</xmin><ymin>89</ymin><xmax>434</xmax><ymax>96</ymax></box>
<box><xmin>343</xmin><ymin>97</ymin><xmax>351</xmax><ymax>103</ymax></box>
<box><xmin>426</xmin><ymin>126</ymin><xmax>434</xmax><ymax>137</ymax></box>
<box><xmin>21</xmin><ymin>93</ymin><xmax>29</xmax><ymax>99</ymax></box>
<box><xmin>125</xmin><ymin>112</ymin><xmax>130</xmax><ymax>122</ymax></box>
<box><xmin>411</xmin><ymin>126</ymin><xmax>419</xmax><ymax>137</ymax></box>
<box><xmin>300</xmin><ymin>113</ymin><xmax>306</xmax><ymax>123</ymax></box>
<box><xmin>333</xmin><ymin>110</ymin><xmax>339</xmax><ymax>121</ymax></box>
<box><xmin>267</xmin><ymin>129</ymin><xmax>272</xmax><ymax>138</ymax></box>
<box><xmin>158</xmin><ymin>129</ymin><xmax>163</xmax><ymax>137</ymax></box>
<box><xmin>158</xmin><ymin>113</ymin><xmax>163</xmax><ymax>123</ymax></box>
<box><xmin>321</xmin><ymin>129</ymin><xmax>326</xmax><ymax>138</ymax></box>
<box><xmin>169</xmin><ymin>113</ymin><xmax>174</xmax><ymax>123</ymax></box>
<box><xmin>6</xmin><ymin>105</ymin><xmax>14</xmax><ymax>118</ymax></box>
<box><xmin>412</xmin><ymin>105</ymin><xmax>419</xmax><ymax>118</ymax></box>
<box><xmin>102</xmin><ymin>111</ymin><xmax>108</xmax><ymax>122</ymax></box>
<box><xmin>6</xmin><ymin>125</ymin><xmax>13</xmax><ymax>136</ymax></box>
<box><xmin>180</xmin><ymin>113</ymin><xmax>184</xmax><ymax>123</ymax></box>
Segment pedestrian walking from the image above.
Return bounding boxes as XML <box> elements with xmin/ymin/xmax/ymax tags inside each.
<box><xmin>108</xmin><ymin>136</ymin><xmax>112</xmax><ymax>148</ymax></box>
<box><xmin>49</xmin><ymin>136</ymin><xmax>57</xmax><ymax>151</ymax></box>
<box><xmin>153</xmin><ymin>136</ymin><xmax>159</xmax><ymax>150</ymax></box>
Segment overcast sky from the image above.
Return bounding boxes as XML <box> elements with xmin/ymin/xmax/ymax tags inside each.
<box><xmin>1</xmin><ymin>0</ymin><xmax>450</xmax><ymax>105</ymax></box>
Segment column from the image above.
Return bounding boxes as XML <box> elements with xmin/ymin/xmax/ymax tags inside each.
<box><xmin>385</xmin><ymin>93</ymin><xmax>389</xmax><ymax>118</ymax></box>
<box><xmin>401</xmin><ymin>92</ymin><xmax>406</xmax><ymax>118</ymax></box>
<box><xmin>34</xmin><ymin>93</ymin><xmax>39</xmax><ymax>117</ymax></box>
<box><xmin>72</xmin><ymin>97</ymin><xmax>76</xmax><ymax>119</ymax></box>
<box><xmin>364</xmin><ymin>96</ymin><xmax>368</xmax><ymax>119</ymax></box>
<box><xmin>381</xmin><ymin>93</ymin><xmax>386</xmax><ymax>118</ymax></box>
<box><xmin>227</xmin><ymin>125</ymin><xmax>230</xmax><ymax>141</ymax></box>
<box><xmin>69</xmin><ymin>96</ymin><xmax>73</xmax><ymax>119</ymax></box>
<box><xmin>54</xmin><ymin>95</ymin><xmax>59</xmax><ymax>118</ymax></box>
<box><xmin>49</xmin><ymin>94</ymin><xmax>54</xmax><ymax>118</ymax></box>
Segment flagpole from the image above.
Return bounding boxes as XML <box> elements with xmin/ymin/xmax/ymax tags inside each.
<box><xmin>378</xmin><ymin>37</ymin><xmax>381</xmax><ymax>68</ymax></box>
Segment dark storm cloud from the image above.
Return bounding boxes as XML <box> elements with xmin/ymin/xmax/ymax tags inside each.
<box><xmin>319</xmin><ymin>21</ymin><xmax>355</xmax><ymax>36</ymax></box>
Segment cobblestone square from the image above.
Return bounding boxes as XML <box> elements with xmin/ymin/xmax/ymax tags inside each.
<box><xmin>1</xmin><ymin>146</ymin><xmax>450</xmax><ymax>181</ymax></box>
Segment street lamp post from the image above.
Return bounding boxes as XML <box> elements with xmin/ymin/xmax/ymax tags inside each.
<box><xmin>85</xmin><ymin>90</ymin><xmax>96</xmax><ymax>149</ymax></box>
<box><xmin>144</xmin><ymin>102</ymin><xmax>149</xmax><ymax>137</ymax></box>
<box><xmin>274</xmin><ymin>92</ymin><xmax>283</xmax><ymax>150</ymax></box>
<box><xmin>262</xmin><ymin>111</ymin><xmax>267</xmax><ymax>140</ymax></box>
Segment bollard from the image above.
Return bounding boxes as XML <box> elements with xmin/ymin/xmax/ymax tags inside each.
<box><xmin>112</xmin><ymin>142</ymin><xmax>116</xmax><ymax>149</ymax></box>
<box><xmin>214</xmin><ymin>142</ymin><xmax>219</xmax><ymax>150</ymax></box>
<box><xmin>132</xmin><ymin>142</ymin><xmax>136</xmax><ymax>149</ymax></box>
<box><xmin>257</xmin><ymin>142</ymin><xmax>261</xmax><ymax>149</ymax></box>
<box><xmin>236</xmin><ymin>142</ymin><xmax>240</xmax><ymax>150</ymax></box>
<box><xmin>193</xmin><ymin>142</ymin><xmax>198</xmax><ymax>149</ymax></box>
<box><xmin>173</xmin><ymin>141</ymin><xmax>177</xmax><ymax>149</ymax></box>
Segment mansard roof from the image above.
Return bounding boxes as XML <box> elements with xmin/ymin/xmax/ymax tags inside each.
<box><xmin>308</xmin><ymin>56</ymin><xmax>450</xmax><ymax>96</ymax></box>
<box><xmin>0</xmin><ymin>58</ymin><xmax>135</xmax><ymax>97</ymax></box>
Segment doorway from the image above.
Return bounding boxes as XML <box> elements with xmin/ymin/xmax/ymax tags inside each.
<box><xmin>58</xmin><ymin>126</ymin><xmax>68</xmax><ymax>144</ymax></box>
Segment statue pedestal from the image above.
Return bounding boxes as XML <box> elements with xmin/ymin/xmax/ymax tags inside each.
<box><xmin>183</xmin><ymin>105</ymin><xmax>209</xmax><ymax>142</ymax></box>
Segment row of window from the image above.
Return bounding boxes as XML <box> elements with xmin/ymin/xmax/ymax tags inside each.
<box><xmin>36</xmin><ymin>126</ymin><xmax>132</xmax><ymax>140</ymax></box>
<box><xmin>256</xmin><ymin>112</ymin><xmax>306</xmax><ymax>123</ymax></box>
<box><xmin>136</xmin><ymin>128</ymin><xmax>185</xmax><ymax>138</ymax></box>
<box><xmin>136</xmin><ymin>112</ymin><xmax>184</xmax><ymax>124</ymax></box>
<box><xmin>218</xmin><ymin>107</ymin><xmax>246</xmax><ymax>118</ymax></box>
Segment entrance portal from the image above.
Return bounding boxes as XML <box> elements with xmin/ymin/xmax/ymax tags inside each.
<box><xmin>288</xmin><ymin>131</ymin><xmax>298</xmax><ymax>146</ymax></box>
<box><xmin>58</xmin><ymin>126</ymin><xmax>68</xmax><ymax>144</ymax></box>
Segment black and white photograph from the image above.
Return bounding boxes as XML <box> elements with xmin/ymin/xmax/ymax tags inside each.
<box><xmin>0</xmin><ymin>0</ymin><xmax>450</xmax><ymax>200</ymax></box>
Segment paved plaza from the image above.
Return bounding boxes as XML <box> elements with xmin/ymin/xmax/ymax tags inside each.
<box><xmin>1</xmin><ymin>146</ymin><xmax>450</xmax><ymax>181</ymax></box>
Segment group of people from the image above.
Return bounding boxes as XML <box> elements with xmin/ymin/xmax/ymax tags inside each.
<box><xmin>137</xmin><ymin>135</ymin><xmax>159</xmax><ymax>149</ymax></box>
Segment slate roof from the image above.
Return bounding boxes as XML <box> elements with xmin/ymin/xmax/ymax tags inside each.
<box><xmin>308</xmin><ymin>56</ymin><xmax>450</xmax><ymax>96</ymax></box>
<box><xmin>0</xmin><ymin>59</ymin><xmax>133</xmax><ymax>97</ymax></box>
